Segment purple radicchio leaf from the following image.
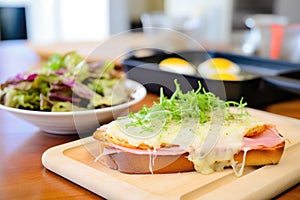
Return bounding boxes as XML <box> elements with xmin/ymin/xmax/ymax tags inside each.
<box><xmin>72</xmin><ymin>81</ymin><xmax>96</xmax><ymax>99</ymax></box>
<box><xmin>61</xmin><ymin>77</ymin><xmax>75</xmax><ymax>87</ymax></box>
<box><xmin>48</xmin><ymin>80</ymin><xmax>81</xmax><ymax>103</ymax></box>
<box><xmin>48</xmin><ymin>93</ymin><xmax>81</xmax><ymax>103</ymax></box>
<box><xmin>7</xmin><ymin>73</ymin><xmax>38</xmax><ymax>84</ymax></box>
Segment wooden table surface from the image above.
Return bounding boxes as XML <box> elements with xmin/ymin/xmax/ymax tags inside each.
<box><xmin>0</xmin><ymin>40</ymin><xmax>299</xmax><ymax>200</ymax></box>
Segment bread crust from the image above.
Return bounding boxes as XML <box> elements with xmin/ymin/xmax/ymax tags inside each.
<box><xmin>93</xmin><ymin>128</ymin><xmax>170</xmax><ymax>150</ymax></box>
<box><xmin>234</xmin><ymin>142</ymin><xmax>285</xmax><ymax>166</ymax></box>
<box><xmin>244</xmin><ymin>124</ymin><xmax>268</xmax><ymax>137</ymax></box>
<box><xmin>102</xmin><ymin>147</ymin><xmax>194</xmax><ymax>174</ymax></box>
<box><xmin>96</xmin><ymin>140</ymin><xmax>285</xmax><ymax>174</ymax></box>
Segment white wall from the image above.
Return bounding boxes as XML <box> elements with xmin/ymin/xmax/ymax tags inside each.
<box><xmin>59</xmin><ymin>0</ymin><xmax>110</xmax><ymax>42</ymax></box>
<box><xmin>164</xmin><ymin>0</ymin><xmax>234</xmax><ymax>44</ymax></box>
<box><xmin>274</xmin><ymin>0</ymin><xmax>300</xmax><ymax>23</ymax></box>
<box><xmin>0</xmin><ymin>0</ymin><xmax>28</xmax><ymax>6</ymax></box>
<box><xmin>109</xmin><ymin>0</ymin><xmax>130</xmax><ymax>34</ymax></box>
<box><xmin>26</xmin><ymin>0</ymin><xmax>60</xmax><ymax>44</ymax></box>
<box><xmin>27</xmin><ymin>0</ymin><xmax>112</xmax><ymax>44</ymax></box>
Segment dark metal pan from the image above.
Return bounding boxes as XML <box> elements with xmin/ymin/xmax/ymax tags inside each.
<box><xmin>121</xmin><ymin>49</ymin><xmax>300</xmax><ymax>108</ymax></box>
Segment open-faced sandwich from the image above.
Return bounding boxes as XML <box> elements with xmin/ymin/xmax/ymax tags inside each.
<box><xmin>93</xmin><ymin>80</ymin><xmax>285</xmax><ymax>176</ymax></box>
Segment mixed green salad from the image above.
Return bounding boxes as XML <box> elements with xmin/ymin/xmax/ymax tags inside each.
<box><xmin>0</xmin><ymin>52</ymin><xmax>129</xmax><ymax>112</ymax></box>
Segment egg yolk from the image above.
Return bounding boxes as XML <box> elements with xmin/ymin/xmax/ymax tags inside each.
<box><xmin>209</xmin><ymin>58</ymin><xmax>234</xmax><ymax>70</ymax></box>
<box><xmin>209</xmin><ymin>73</ymin><xmax>239</xmax><ymax>81</ymax></box>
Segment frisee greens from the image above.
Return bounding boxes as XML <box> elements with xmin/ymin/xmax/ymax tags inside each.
<box><xmin>125</xmin><ymin>80</ymin><xmax>248</xmax><ymax>131</ymax></box>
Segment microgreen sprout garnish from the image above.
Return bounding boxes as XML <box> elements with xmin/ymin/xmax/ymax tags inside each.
<box><xmin>124</xmin><ymin>80</ymin><xmax>249</xmax><ymax>131</ymax></box>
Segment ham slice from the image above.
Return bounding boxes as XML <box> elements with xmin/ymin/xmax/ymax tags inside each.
<box><xmin>243</xmin><ymin>125</ymin><xmax>285</xmax><ymax>150</ymax></box>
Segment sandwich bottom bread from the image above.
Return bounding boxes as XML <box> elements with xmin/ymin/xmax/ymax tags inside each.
<box><xmin>93</xmin><ymin>81</ymin><xmax>285</xmax><ymax>176</ymax></box>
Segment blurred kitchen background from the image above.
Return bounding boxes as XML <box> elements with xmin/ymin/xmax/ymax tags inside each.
<box><xmin>1</xmin><ymin>0</ymin><xmax>300</xmax><ymax>61</ymax></box>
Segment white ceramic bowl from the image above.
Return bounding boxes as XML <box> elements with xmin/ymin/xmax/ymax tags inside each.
<box><xmin>0</xmin><ymin>79</ymin><xmax>147</xmax><ymax>135</ymax></box>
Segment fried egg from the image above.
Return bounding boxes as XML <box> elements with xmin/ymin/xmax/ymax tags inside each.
<box><xmin>159</xmin><ymin>58</ymin><xmax>196</xmax><ymax>75</ymax></box>
<box><xmin>198</xmin><ymin>58</ymin><xmax>241</xmax><ymax>81</ymax></box>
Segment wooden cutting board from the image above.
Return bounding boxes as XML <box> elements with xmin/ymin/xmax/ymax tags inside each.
<box><xmin>42</xmin><ymin>108</ymin><xmax>300</xmax><ymax>200</ymax></box>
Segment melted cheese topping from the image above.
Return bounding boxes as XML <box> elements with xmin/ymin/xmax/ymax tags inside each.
<box><xmin>104</xmin><ymin>115</ymin><xmax>264</xmax><ymax>175</ymax></box>
<box><xmin>187</xmin><ymin>117</ymin><xmax>263</xmax><ymax>175</ymax></box>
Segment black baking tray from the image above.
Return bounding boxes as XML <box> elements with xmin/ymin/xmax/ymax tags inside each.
<box><xmin>121</xmin><ymin>49</ymin><xmax>300</xmax><ymax>108</ymax></box>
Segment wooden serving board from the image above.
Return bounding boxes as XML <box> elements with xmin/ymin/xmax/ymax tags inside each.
<box><xmin>42</xmin><ymin>108</ymin><xmax>300</xmax><ymax>200</ymax></box>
